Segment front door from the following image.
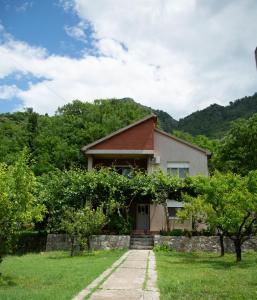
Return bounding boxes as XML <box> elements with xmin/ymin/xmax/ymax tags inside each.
<box><xmin>136</xmin><ymin>204</ymin><xmax>150</xmax><ymax>230</ymax></box>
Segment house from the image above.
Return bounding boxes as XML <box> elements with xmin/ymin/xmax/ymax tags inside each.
<box><xmin>82</xmin><ymin>115</ymin><xmax>211</xmax><ymax>233</ymax></box>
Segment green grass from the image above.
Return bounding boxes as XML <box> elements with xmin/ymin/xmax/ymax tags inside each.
<box><xmin>0</xmin><ymin>249</ymin><xmax>126</xmax><ymax>300</ymax></box>
<box><xmin>155</xmin><ymin>251</ymin><xmax>257</xmax><ymax>300</ymax></box>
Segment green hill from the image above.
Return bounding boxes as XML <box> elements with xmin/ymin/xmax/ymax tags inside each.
<box><xmin>178</xmin><ymin>93</ymin><xmax>257</xmax><ymax>138</ymax></box>
<box><xmin>0</xmin><ymin>93</ymin><xmax>257</xmax><ymax>175</ymax></box>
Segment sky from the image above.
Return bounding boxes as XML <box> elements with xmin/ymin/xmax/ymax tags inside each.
<box><xmin>0</xmin><ymin>0</ymin><xmax>256</xmax><ymax>119</ymax></box>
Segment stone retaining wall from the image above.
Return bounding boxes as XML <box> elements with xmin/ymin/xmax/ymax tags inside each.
<box><xmin>46</xmin><ymin>234</ymin><xmax>130</xmax><ymax>251</ymax></box>
<box><xmin>154</xmin><ymin>235</ymin><xmax>257</xmax><ymax>252</ymax></box>
<box><xmin>46</xmin><ymin>234</ymin><xmax>72</xmax><ymax>251</ymax></box>
<box><xmin>46</xmin><ymin>234</ymin><xmax>257</xmax><ymax>252</ymax></box>
<box><xmin>89</xmin><ymin>235</ymin><xmax>130</xmax><ymax>250</ymax></box>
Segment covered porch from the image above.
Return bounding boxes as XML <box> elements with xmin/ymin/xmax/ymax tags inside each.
<box><xmin>87</xmin><ymin>152</ymin><xmax>154</xmax><ymax>174</ymax></box>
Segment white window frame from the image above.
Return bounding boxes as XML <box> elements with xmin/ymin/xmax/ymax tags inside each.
<box><xmin>167</xmin><ymin>162</ymin><xmax>190</xmax><ymax>178</ymax></box>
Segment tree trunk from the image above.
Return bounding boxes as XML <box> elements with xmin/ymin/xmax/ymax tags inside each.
<box><xmin>219</xmin><ymin>234</ymin><xmax>225</xmax><ymax>257</ymax></box>
<box><xmin>234</xmin><ymin>239</ymin><xmax>242</xmax><ymax>262</ymax></box>
<box><xmin>0</xmin><ymin>254</ymin><xmax>2</xmax><ymax>277</ymax></box>
<box><xmin>70</xmin><ymin>235</ymin><xmax>75</xmax><ymax>257</ymax></box>
<box><xmin>163</xmin><ymin>202</ymin><xmax>170</xmax><ymax>231</ymax></box>
<box><xmin>86</xmin><ymin>236</ymin><xmax>90</xmax><ymax>251</ymax></box>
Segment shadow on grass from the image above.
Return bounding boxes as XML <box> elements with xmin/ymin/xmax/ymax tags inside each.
<box><xmin>0</xmin><ymin>275</ymin><xmax>17</xmax><ymax>287</ymax></box>
<box><xmin>46</xmin><ymin>251</ymin><xmax>97</xmax><ymax>260</ymax></box>
<box><xmin>158</xmin><ymin>251</ymin><xmax>254</xmax><ymax>270</ymax></box>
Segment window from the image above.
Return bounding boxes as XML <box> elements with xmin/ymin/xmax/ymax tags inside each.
<box><xmin>138</xmin><ymin>204</ymin><xmax>149</xmax><ymax>215</ymax></box>
<box><xmin>116</xmin><ymin>166</ymin><xmax>132</xmax><ymax>178</ymax></box>
<box><xmin>168</xmin><ymin>207</ymin><xmax>181</xmax><ymax>218</ymax></box>
<box><xmin>167</xmin><ymin>200</ymin><xmax>184</xmax><ymax>219</ymax></box>
<box><xmin>167</xmin><ymin>162</ymin><xmax>189</xmax><ymax>178</ymax></box>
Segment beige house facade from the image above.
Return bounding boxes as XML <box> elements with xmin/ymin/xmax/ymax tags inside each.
<box><xmin>82</xmin><ymin>115</ymin><xmax>210</xmax><ymax>233</ymax></box>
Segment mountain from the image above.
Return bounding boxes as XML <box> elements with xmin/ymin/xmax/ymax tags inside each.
<box><xmin>118</xmin><ymin>98</ymin><xmax>178</xmax><ymax>133</ymax></box>
<box><xmin>152</xmin><ymin>109</ymin><xmax>178</xmax><ymax>133</ymax></box>
<box><xmin>177</xmin><ymin>93</ymin><xmax>257</xmax><ymax>138</ymax></box>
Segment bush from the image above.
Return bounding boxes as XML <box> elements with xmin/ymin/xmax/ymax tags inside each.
<box><xmin>108</xmin><ymin>214</ymin><xmax>133</xmax><ymax>235</ymax></box>
<box><xmin>11</xmin><ymin>231</ymin><xmax>47</xmax><ymax>254</ymax></box>
<box><xmin>183</xmin><ymin>229</ymin><xmax>193</xmax><ymax>238</ymax></box>
<box><xmin>160</xmin><ymin>228</ymin><xmax>215</xmax><ymax>237</ymax></box>
<box><xmin>60</xmin><ymin>206</ymin><xmax>107</xmax><ymax>256</ymax></box>
<box><xmin>192</xmin><ymin>229</ymin><xmax>214</xmax><ymax>236</ymax></box>
<box><xmin>154</xmin><ymin>243</ymin><xmax>171</xmax><ymax>252</ymax></box>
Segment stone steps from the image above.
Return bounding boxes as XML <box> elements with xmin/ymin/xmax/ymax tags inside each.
<box><xmin>130</xmin><ymin>245</ymin><xmax>153</xmax><ymax>250</ymax></box>
<box><xmin>130</xmin><ymin>234</ymin><xmax>154</xmax><ymax>250</ymax></box>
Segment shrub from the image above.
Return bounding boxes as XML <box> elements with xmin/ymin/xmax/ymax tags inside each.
<box><xmin>154</xmin><ymin>243</ymin><xmax>171</xmax><ymax>252</ymax></box>
<box><xmin>108</xmin><ymin>214</ymin><xmax>133</xmax><ymax>235</ymax></box>
<box><xmin>60</xmin><ymin>205</ymin><xmax>107</xmax><ymax>256</ymax></box>
<box><xmin>11</xmin><ymin>231</ymin><xmax>47</xmax><ymax>254</ymax></box>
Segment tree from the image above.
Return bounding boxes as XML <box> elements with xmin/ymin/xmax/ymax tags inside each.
<box><xmin>26</xmin><ymin>108</ymin><xmax>39</xmax><ymax>156</ymax></box>
<box><xmin>214</xmin><ymin>114</ymin><xmax>257</xmax><ymax>175</ymax></box>
<box><xmin>38</xmin><ymin>168</ymin><xmax>128</xmax><ymax>232</ymax></box>
<box><xmin>38</xmin><ymin>167</ymin><xmax>186</xmax><ymax>234</ymax></box>
<box><xmin>179</xmin><ymin>172</ymin><xmax>257</xmax><ymax>261</ymax></box>
<box><xmin>0</xmin><ymin>150</ymin><xmax>45</xmax><ymax>266</ymax></box>
<box><xmin>60</xmin><ymin>206</ymin><xmax>106</xmax><ymax>256</ymax></box>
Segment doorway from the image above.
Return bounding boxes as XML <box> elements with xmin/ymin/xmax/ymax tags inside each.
<box><xmin>136</xmin><ymin>204</ymin><xmax>150</xmax><ymax>230</ymax></box>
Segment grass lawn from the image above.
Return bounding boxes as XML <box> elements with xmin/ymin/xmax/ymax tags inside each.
<box><xmin>0</xmin><ymin>249</ymin><xmax>125</xmax><ymax>300</ymax></box>
<box><xmin>155</xmin><ymin>250</ymin><xmax>257</xmax><ymax>300</ymax></box>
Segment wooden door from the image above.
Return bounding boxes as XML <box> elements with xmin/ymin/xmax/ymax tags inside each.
<box><xmin>136</xmin><ymin>204</ymin><xmax>150</xmax><ymax>230</ymax></box>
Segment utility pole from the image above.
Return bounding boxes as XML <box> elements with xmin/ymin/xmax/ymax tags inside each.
<box><xmin>255</xmin><ymin>47</ymin><xmax>257</xmax><ymax>69</ymax></box>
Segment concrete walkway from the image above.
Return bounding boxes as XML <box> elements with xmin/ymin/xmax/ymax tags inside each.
<box><xmin>73</xmin><ymin>250</ymin><xmax>159</xmax><ymax>300</ymax></box>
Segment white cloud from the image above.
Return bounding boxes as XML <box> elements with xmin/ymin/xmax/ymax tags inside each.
<box><xmin>15</xmin><ymin>1</ymin><xmax>33</xmax><ymax>13</ymax></box>
<box><xmin>0</xmin><ymin>1</ymin><xmax>257</xmax><ymax>118</ymax></box>
<box><xmin>64</xmin><ymin>22</ymin><xmax>87</xmax><ymax>42</ymax></box>
<box><xmin>0</xmin><ymin>85</ymin><xmax>20</xmax><ymax>100</ymax></box>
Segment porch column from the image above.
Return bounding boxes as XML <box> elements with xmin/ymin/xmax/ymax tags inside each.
<box><xmin>87</xmin><ymin>155</ymin><xmax>93</xmax><ymax>171</ymax></box>
<box><xmin>147</xmin><ymin>156</ymin><xmax>153</xmax><ymax>174</ymax></box>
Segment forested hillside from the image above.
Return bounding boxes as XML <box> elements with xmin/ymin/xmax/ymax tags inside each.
<box><xmin>1</xmin><ymin>93</ymin><xmax>257</xmax><ymax>175</ymax></box>
<box><xmin>178</xmin><ymin>93</ymin><xmax>257</xmax><ymax>138</ymax></box>
<box><xmin>0</xmin><ymin>99</ymin><xmax>152</xmax><ymax>175</ymax></box>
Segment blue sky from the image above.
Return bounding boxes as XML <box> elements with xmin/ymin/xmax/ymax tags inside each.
<box><xmin>0</xmin><ymin>0</ymin><xmax>256</xmax><ymax>118</ymax></box>
<box><xmin>0</xmin><ymin>0</ymin><xmax>95</xmax><ymax>112</ymax></box>
<box><xmin>0</xmin><ymin>0</ymin><xmax>94</xmax><ymax>57</ymax></box>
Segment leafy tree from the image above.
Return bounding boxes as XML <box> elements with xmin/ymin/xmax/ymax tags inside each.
<box><xmin>214</xmin><ymin>114</ymin><xmax>257</xmax><ymax>175</ymax></box>
<box><xmin>38</xmin><ymin>168</ymin><xmax>128</xmax><ymax>232</ymax></box>
<box><xmin>179</xmin><ymin>171</ymin><xmax>257</xmax><ymax>261</ymax></box>
<box><xmin>39</xmin><ymin>168</ymin><xmax>185</xmax><ymax>234</ymax></box>
<box><xmin>60</xmin><ymin>206</ymin><xmax>106</xmax><ymax>256</ymax></box>
<box><xmin>0</xmin><ymin>151</ymin><xmax>45</xmax><ymax>266</ymax></box>
<box><xmin>26</xmin><ymin>108</ymin><xmax>39</xmax><ymax>156</ymax></box>
<box><xmin>0</xmin><ymin>112</ymin><xmax>28</xmax><ymax>165</ymax></box>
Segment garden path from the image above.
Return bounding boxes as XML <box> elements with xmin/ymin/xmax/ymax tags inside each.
<box><xmin>73</xmin><ymin>249</ymin><xmax>159</xmax><ymax>300</ymax></box>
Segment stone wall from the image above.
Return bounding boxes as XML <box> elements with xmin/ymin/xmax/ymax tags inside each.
<box><xmin>46</xmin><ymin>234</ymin><xmax>130</xmax><ymax>251</ymax></box>
<box><xmin>154</xmin><ymin>235</ymin><xmax>257</xmax><ymax>252</ymax></box>
<box><xmin>46</xmin><ymin>234</ymin><xmax>72</xmax><ymax>251</ymax></box>
<box><xmin>90</xmin><ymin>235</ymin><xmax>130</xmax><ymax>250</ymax></box>
<box><xmin>46</xmin><ymin>234</ymin><xmax>257</xmax><ymax>252</ymax></box>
